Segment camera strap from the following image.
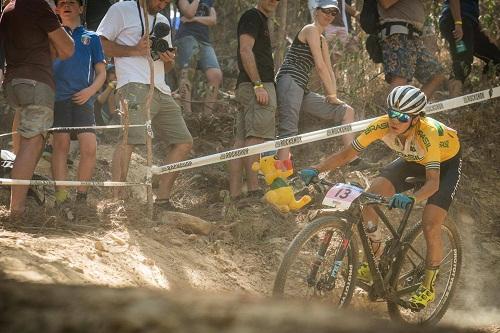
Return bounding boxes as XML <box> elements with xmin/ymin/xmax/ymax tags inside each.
<box><xmin>137</xmin><ymin>0</ymin><xmax>157</xmax><ymax>37</ymax></box>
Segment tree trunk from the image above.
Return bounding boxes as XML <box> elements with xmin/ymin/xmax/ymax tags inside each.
<box><xmin>274</xmin><ymin>0</ymin><xmax>288</xmax><ymax>71</ymax></box>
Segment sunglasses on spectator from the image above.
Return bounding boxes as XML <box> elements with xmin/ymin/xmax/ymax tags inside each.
<box><xmin>319</xmin><ymin>8</ymin><xmax>338</xmax><ymax>16</ymax></box>
<box><xmin>387</xmin><ymin>109</ymin><xmax>413</xmax><ymax>123</ymax></box>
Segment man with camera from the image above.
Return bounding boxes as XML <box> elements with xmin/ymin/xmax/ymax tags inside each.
<box><xmin>97</xmin><ymin>0</ymin><xmax>193</xmax><ymax>210</ymax></box>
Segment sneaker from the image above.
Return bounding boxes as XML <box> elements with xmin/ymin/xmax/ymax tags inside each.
<box><xmin>357</xmin><ymin>262</ymin><xmax>373</xmax><ymax>283</ymax></box>
<box><xmin>348</xmin><ymin>158</ymin><xmax>379</xmax><ymax>171</ymax></box>
<box><xmin>408</xmin><ymin>284</ymin><xmax>435</xmax><ymax>311</ymax></box>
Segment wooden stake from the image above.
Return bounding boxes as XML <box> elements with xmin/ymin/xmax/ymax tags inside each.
<box><xmin>140</xmin><ymin>0</ymin><xmax>155</xmax><ymax>217</ymax></box>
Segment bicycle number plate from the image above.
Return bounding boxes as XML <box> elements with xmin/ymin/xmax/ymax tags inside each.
<box><xmin>322</xmin><ymin>183</ymin><xmax>363</xmax><ymax>211</ymax></box>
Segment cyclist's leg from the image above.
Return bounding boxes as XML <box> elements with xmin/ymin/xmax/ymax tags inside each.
<box><xmin>362</xmin><ymin>158</ymin><xmax>417</xmax><ymax>233</ymax></box>
<box><xmin>410</xmin><ymin>153</ymin><xmax>462</xmax><ymax>309</ymax></box>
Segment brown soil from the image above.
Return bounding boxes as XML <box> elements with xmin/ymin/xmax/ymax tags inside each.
<box><xmin>0</xmin><ymin>88</ymin><xmax>499</xmax><ymax>331</ymax></box>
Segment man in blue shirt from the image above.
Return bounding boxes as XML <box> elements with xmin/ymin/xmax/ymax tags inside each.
<box><xmin>52</xmin><ymin>0</ymin><xmax>106</xmax><ymax>207</ymax></box>
<box><xmin>175</xmin><ymin>0</ymin><xmax>222</xmax><ymax>115</ymax></box>
<box><xmin>439</xmin><ymin>0</ymin><xmax>500</xmax><ymax>97</ymax></box>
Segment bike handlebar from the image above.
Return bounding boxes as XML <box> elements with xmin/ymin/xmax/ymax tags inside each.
<box><xmin>300</xmin><ymin>177</ymin><xmax>392</xmax><ymax>206</ymax></box>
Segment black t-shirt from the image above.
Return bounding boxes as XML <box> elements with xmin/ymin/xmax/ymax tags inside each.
<box><xmin>0</xmin><ymin>0</ymin><xmax>61</xmax><ymax>90</ymax></box>
<box><xmin>175</xmin><ymin>0</ymin><xmax>213</xmax><ymax>43</ymax></box>
<box><xmin>236</xmin><ymin>8</ymin><xmax>274</xmax><ymax>86</ymax></box>
<box><xmin>86</xmin><ymin>0</ymin><xmax>112</xmax><ymax>31</ymax></box>
<box><xmin>441</xmin><ymin>0</ymin><xmax>479</xmax><ymax>24</ymax></box>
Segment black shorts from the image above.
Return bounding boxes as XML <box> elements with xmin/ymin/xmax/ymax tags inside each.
<box><xmin>53</xmin><ymin>99</ymin><xmax>96</xmax><ymax>135</ymax></box>
<box><xmin>379</xmin><ymin>152</ymin><xmax>462</xmax><ymax>211</ymax></box>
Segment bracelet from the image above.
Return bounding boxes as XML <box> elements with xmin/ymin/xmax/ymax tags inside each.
<box><xmin>454</xmin><ymin>20</ymin><xmax>462</xmax><ymax>25</ymax></box>
<box><xmin>253</xmin><ymin>84</ymin><xmax>264</xmax><ymax>90</ymax></box>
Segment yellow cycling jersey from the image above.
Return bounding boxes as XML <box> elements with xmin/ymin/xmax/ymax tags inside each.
<box><xmin>352</xmin><ymin>115</ymin><xmax>460</xmax><ymax>170</ymax></box>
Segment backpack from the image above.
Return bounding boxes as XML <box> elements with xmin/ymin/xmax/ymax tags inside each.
<box><xmin>360</xmin><ymin>0</ymin><xmax>383</xmax><ymax>63</ymax></box>
<box><xmin>360</xmin><ymin>0</ymin><xmax>380</xmax><ymax>35</ymax></box>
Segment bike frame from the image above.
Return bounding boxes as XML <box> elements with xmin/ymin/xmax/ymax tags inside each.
<box><xmin>315</xmin><ymin>187</ymin><xmax>418</xmax><ymax>308</ymax></box>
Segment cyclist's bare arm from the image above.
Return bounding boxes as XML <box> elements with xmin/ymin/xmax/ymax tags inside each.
<box><xmin>313</xmin><ymin>146</ymin><xmax>358</xmax><ymax>172</ymax></box>
<box><xmin>413</xmin><ymin>168</ymin><xmax>440</xmax><ymax>203</ymax></box>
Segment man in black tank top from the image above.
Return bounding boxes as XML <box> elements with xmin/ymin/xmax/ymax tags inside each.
<box><xmin>229</xmin><ymin>0</ymin><xmax>279</xmax><ymax>200</ymax></box>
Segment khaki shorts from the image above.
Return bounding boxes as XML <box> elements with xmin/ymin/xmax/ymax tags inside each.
<box><xmin>4</xmin><ymin>79</ymin><xmax>54</xmax><ymax>139</ymax></box>
<box><xmin>234</xmin><ymin>82</ymin><xmax>276</xmax><ymax>141</ymax></box>
<box><xmin>117</xmin><ymin>83</ymin><xmax>193</xmax><ymax>145</ymax></box>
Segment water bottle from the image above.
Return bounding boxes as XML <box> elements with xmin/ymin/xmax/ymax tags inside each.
<box><xmin>455</xmin><ymin>40</ymin><xmax>466</xmax><ymax>54</ymax></box>
<box><xmin>366</xmin><ymin>221</ymin><xmax>385</xmax><ymax>257</ymax></box>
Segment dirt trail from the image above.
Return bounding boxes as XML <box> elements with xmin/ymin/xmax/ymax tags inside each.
<box><xmin>1</xmin><ymin>102</ymin><xmax>499</xmax><ymax>331</ymax></box>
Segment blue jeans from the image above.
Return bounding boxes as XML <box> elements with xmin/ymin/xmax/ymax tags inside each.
<box><xmin>175</xmin><ymin>35</ymin><xmax>220</xmax><ymax>71</ymax></box>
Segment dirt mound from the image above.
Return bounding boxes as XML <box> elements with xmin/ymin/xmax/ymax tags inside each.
<box><xmin>0</xmin><ymin>279</ymin><xmax>490</xmax><ymax>333</ymax></box>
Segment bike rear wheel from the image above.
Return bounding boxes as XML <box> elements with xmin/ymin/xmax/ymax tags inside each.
<box><xmin>387</xmin><ymin>219</ymin><xmax>462</xmax><ymax>325</ymax></box>
<box><xmin>273</xmin><ymin>215</ymin><xmax>358</xmax><ymax>308</ymax></box>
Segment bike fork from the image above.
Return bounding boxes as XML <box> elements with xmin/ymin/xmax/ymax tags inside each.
<box><xmin>306</xmin><ymin>222</ymin><xmax>355</xmax><ymax>288</ymax></box>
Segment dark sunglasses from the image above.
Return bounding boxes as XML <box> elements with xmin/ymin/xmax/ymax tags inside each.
<box><xmin>387</xmin><ymin>109</ymin><xmax>413</xmax><ymax>123</ymax></box>
<box><xmin>319</xmin><ymin>8</ymin><xmax>338</xmax><ymax>16</ymax></box>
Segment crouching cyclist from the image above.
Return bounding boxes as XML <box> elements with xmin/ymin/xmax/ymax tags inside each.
<box><xmin>300</xmin><ymin>85</ymin><xmax>462</xmax><ymax>310</ymax></box>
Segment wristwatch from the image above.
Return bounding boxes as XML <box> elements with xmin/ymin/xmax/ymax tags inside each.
<box><xmin>253</xmin><ymin>80</ymin><xmax>263</xmax><ymax>89</ymax></box>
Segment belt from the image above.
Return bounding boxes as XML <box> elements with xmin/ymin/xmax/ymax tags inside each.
<box><xmin>380</xmin><ymin>23</ymin><xmax>422</xmax><ymax>40</ymax></box>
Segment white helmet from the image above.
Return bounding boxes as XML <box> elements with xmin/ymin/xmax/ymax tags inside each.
<box><xmin>387</xmin><ymin>85</ymin><xmax>427</xmax><ymax>115</ymax></box>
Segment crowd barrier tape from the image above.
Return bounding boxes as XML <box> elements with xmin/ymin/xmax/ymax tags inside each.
<box><xmin>0</xmin><ymin>124</ymin><xmax>146</xmax><ymax>138</ymax></box>
<box><xmin>152</xmin><ymin>86</ymin><xmax>500</xmax><ymax>175</ymax></box>
<box><xmin>0</xmin><ymin>178</ymin><xmax>147</xmax><ymax>187</ymax></box>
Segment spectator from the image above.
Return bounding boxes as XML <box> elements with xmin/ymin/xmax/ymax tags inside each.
<box><xmin>228</xmin><ymin>0</ymin><xmax>279</xmax><ymax>200</ymax></box>
<box><xmin>85</xmin><ymin>0</ymin><xmax>113</xmax><ymax>32</ymax></box>
<box><xmin>377</xmin><ymin>0</ymin><xmax>445</xmax><ymax>98</ymax></box>
<box><xmin>276</xmin><ymin>0</ymin><xmax>373</xmax><ymax>170</ymax></box>
<box><xmin>98</xmin><ymin>0</ymin><xmax>193</xmax><ymax>210</ymax></box>
<box><xmin>94</xmin><ymin>64</ymin><xmax>118</xmax><ymax>127</ymax></box>
<box><xmin>307</xmin><ymin>0</ymin><xmax>360</xmax><ymax>93</ymax></box>
<box><xmin>0</xmin><ymin>0</ymin><xmax>74</xmax><ymax>219</ymax></box>
<box><xmin>175</xmin><ymin>0</ymin><xmax>222</xmax><ymax>115</ymax></box>
<box><xmin>439</xmin><ymin>0</ymin><xmax>500</xmax><ymax>97</ymax></box>
<box><xmin>51</xmin><ymin>0</ymin><xmax>106</xmax><ymax>206</ymax></box>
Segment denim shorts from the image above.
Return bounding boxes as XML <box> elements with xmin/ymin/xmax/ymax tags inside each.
<box><xmin>277</xmin><ymin>74</ymin><xmax>347</xmax><ymax>138</ymax></box>
<box><xmin>381</xmin><ymin>34</ymin><xmax>443</xmax><ymax>84</ymax></box>
<box><xmin>53</xmin><ymin>99</ymin><xmax>96</xmax><ymax>134</ymax></box>
<box><xmin>4</xmin><ymin>78</ymin><xmax>54</xmax><ymax>138</ymax></box>
<box><xmin>175</xmin><ymin>35</ymin><xmax>220</xmax><ymax>71</ymax></box>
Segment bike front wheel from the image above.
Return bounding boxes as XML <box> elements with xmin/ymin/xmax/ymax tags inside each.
<box><xmin>387</xmin><ymin>219</ymin><xmax>462</xmax><ymax>325</ymax></box>
<box><xmin>273</xmin><ymin>214</ymin><xmax>358</xmax><ymax>308</ymax></box>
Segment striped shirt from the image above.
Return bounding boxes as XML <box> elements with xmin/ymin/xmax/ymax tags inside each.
<box><xmin>276</xmin><ymin>34</ymin><xmax>315</xmax><ymax>90</ymax></box>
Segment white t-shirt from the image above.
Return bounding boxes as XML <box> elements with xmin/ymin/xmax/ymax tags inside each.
<box><xmin>97</xmin><ymin>1</ymin><xmax>172</xmax><ymax>95</ymax></box>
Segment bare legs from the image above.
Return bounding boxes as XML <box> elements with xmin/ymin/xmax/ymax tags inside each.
<box><xmin>228</xmin><ymin>136</ymin><xmax>263</xmax><ymax>198</ymax></box>
<box><xmin>10</xmin><ymin>134</ymin><xmax>44</xmax><ymax>214</ymax></box>
<box><xmin>111</xmin><ymin>142</ymin><xmax>192</xmax><ymax>200</ymax></box>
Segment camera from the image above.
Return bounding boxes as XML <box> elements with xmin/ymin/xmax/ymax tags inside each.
<box><xmin>150</xmin><ymin>22</ymin><xmax>174</xmax><ymax>60</ymax></box>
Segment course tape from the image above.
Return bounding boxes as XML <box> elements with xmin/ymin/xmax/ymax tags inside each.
<box><xmin>0</xmin><ymin>178</ymin><xmax>147</xmax><ymax>187</ymax></box>
<box><xmin>0</xmin><ymin>124</ymin><xmax>145</xmax><ymax>138</ymax></box>
<box><xmin>152</xmin><ymin>86</ymin><xmax>500</xmax><ymax>175</ymax></box>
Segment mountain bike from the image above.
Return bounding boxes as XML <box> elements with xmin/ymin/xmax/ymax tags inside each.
<box><xmin>272</xmin><ymin>178</ymin><xmax>462</xmax><ymax>325</ymax></box>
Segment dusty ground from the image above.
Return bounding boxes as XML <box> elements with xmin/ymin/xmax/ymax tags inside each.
<box><xmin>0</xmin><ymin>88</ymin><xmax>499</xmax><ymax>331</ymax></box>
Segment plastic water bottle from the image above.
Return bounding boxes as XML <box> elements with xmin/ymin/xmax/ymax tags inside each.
<box><xmin>366</xmin><ymin>221</ymin><xmax>385</xmax><ymax>258</ymax></box>
<box><xmin>455</xmin><ymin>40</ymin><xmax>466</xmax><ymax>54</ymax></box>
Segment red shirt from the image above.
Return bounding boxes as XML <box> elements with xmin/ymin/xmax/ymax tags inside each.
<box><xmin>0</xmin><ymin>0</ymin><xmax>62</xmax><ymax>90</ymax></box>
